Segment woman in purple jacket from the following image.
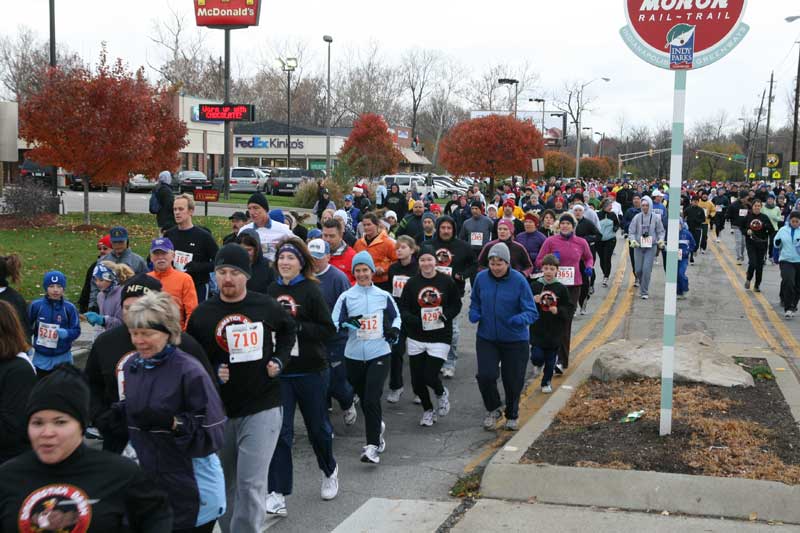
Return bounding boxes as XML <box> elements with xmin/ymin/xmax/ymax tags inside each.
<box><xmin>121</xmin><ymin>291</ymin><xmax>227</xmax><ymax>533</ymax></box>
<box><xmin>515</xmin><ymin>213</ymin><xmax>547</xmax><ymax>269</ymax></box>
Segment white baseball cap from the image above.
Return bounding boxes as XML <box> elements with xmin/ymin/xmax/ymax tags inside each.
<box><xmin>308</xmin><ymin>239</ymin><xmax>330</xmax><ymax>259</ymax></box>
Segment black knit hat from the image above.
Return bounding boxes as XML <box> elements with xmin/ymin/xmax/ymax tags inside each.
<box><xmin>215</xmin><ymin>244</ymin><xmax>252</xmax><ymax>279</ymax></box>
<box><xmin>559</xmin><ymin>213</ymin><xmax>576</xmax><ymax>226</ymax></box>
<box><xmin>27</xmin><ymin>364</ymin><xmax>90</xmax><ymax>428</ymax></box>
<box><xmin>418</xmin><ymin>243</ymin><xmax>437</xmax><ymax>259</ymax></box>
<box><xmin>247</xmin><ymin>192</ymin><xmax>270</xmax><ymax>212</ymax></box>
<box><xmin>121</xmin><ymin>273</ymin><xmax>162</xmax><ymax>303</ymax></box>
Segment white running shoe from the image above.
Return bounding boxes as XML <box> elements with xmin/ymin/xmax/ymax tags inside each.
<box><xmin>343</xmin><ymin>404</ymin><xmax>357</xmax><ymax>426</ymax></box>
<box><xmin>321</xmin><ymin>465</ymin><xmax>339</xmax><ymax>500</ymax></box>
<box><xmin>641</xmin><ymin>294</ymin><xmax>649</xmax><ymax>300</ymax></box>
<box><xmin>530</xmin><ymin>365</ymin><xmax>542</xmax><ymax>379</ymax></box>
<box><xmin>420</xmin><ymin>410</ymin><xmax>436</xmax><ymax>426</ymax></box>
<box><xmin>441</xmin><ymin>366</ymin><xmax>455</xmax><ymax>379</ymax></box>
<box><xmin>266</xmin><ymin>492</ymin><xmax>287</xmax><ymax>516</ymax></box>
<box><xmin>360</xmin><ymin>445</ymin><xmax>380</xmax><ymax>464</ymax></box>
<box><xmin>785</xmin><ymin>310</ymin><xmax>794</xmax><ymax>319</ymax></box>
<box><xmin>386</xmin><ymin>387</ymin><xmax>403</xmax><ymax>403</ymax></box>
<box><xmin>482</xmin><ymin>408</ymin><xmax>503</xmax><ymax>430</ymax></box>
<box><xmin>715</xmin><ymin>238</ymin><xmax>721</xmax><ymax>243</ymax></box>
<box><xmin>437</xmin><ymin>387</ymin><xmax>451</xmax><ymax>417</ymax></box>
<box><xmin>413</xmin><ymin>395</ymin><xmax>422</xmax><ymax>404</ymax></box>
<box><xmin>541</xmin><ymin>384</ymin><xmax>553</xmax><ymax>394</ymax></box>
<box><xmin>580</xmin><ymin>304</ymin><xmax>587</xmax><ymax>315</ymax></box>
<box><xmin>634</xmin><ymin>280</ymin><xmax>640</xmax><ymax>288</ymax></box>
<box><xmin>505</xmin><ymin>418</ymin><xmax>519</xmax><ymax>431</ymax></box>
<box><xmin>378</xmin><ymin>421</ymin><xmax>386</xmax><ymax>453</ymax></box>
<box><xmin>602</xmin><ymin>278</ymin><xmax>609</xmax><ymax>287</ymax></box>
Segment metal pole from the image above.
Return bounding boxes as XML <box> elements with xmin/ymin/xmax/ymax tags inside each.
<box><xmin>765</xmin><ymin>71</ymin><xmax>774</xmax><ymax>161</ymax></box>
<box><xmin>792</xmin><ymin>44</ymin><xmax>800</xmax><ymax>190</ymax></box>
<box><xmin>618</xmin><ymin>154</ymin><xmax>622</xmax><ymax>181</ymax></box>
<box><xmin>325</xmin><ymin>40</ymin><xmax>332</xmax><ymax>177</ymax></box>
<box><xmin>750</xmin><ymin>90</ymin><xmax>766</xmax><ymax>179</ymax></box>
<box><xmin>541</xmin><ymin>100</ymin><xmax>546</xmax><ymax>135</ymax></box>
<box><xmin>514</xmin><ymin>82</ymin><xmax>519</xmax><ymax>119</ymax></box>
<box><xmin>575</xmin><ymin>114</ymin><xmax>582</xmax><ymax>179</ymax></box>
<box><xmin>660</xmin><ymin>69</ymin><xmax>687</xmax><ymax>437</ymax></box>
<box><xmin>223</xmin><ymin>29</ymin><xmax>231</xmax><ymax>200</ymax></box>
<box><xmin>49</xmin><ymin>0</ymin><xmax>57</xmax><ymax>201</ymax></box>
<box><xmin>287</xmin><ymin>69</ymin><xmax>292</xmax><ymax>168</ymax></box>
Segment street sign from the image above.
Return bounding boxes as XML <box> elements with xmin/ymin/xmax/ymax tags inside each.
<box><xmin>790</xmin><ymin>162</ymin><xmax>799</xmax><ymax>177</ymax></box>
<box><xmin>773</xmin><ymin>171</ymin><xmax>782</xmax><ymax>180</ymax></box>
<box><xmin>193</xmin><ymin>0</ymin><xmax>261</xmax><ymax>28</ymax></box>
<box><xmin>198</xmin><ymin>103</ymin><xmax>255</xmax><ymax>122</ymax></box>
<box><xmin>762</xmin><ymin>167</ymin><xmax>770</xmax><ymax>178</ymax></box>
<box><xmin>749</xmin><ymin>172</ymin><xmax>756</xmax><ymax>180</ymax></box>
<box><xmin>193</xmin><ymin>189</ymin><xmax>220</xmax><ymax>217</ymax></box>
<box><xmin>620</xmin><ymin>0</ymin><xmax>749</xmax><ymax>71</ymax></box>
<box><xmin>531</xmin><ymin>158</ymin><xmax>545</xmax><ymax>173</ymax></box>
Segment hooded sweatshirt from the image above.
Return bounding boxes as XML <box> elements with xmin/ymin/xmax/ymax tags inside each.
<box><xmin>469</xmin><ymin>267</ymin><xmax>538</xmax><ymax>343</ymax></box>
<box><xmin>535</xmin><ymin>233</ymin><xmax>594</xmax><ymax>287</ymax></box>
<box><xmin>237</xmin><ymin>229</ymin><xmax>276</xmax><ymax>294</ymax></box>
<box><xmin>429</xmin><ymin>215</ymin><xmax>476</xmax><ymax>295</ymax></box>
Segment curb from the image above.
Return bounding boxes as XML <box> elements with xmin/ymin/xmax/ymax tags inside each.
<box><xmin>481</xmin><ymin>348</ymin><xmax>800</xmax><ymax>525</ymax></box>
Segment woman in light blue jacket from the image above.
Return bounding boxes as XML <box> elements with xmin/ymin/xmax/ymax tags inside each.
<box><xmin>331</xmin><ymin>251</ymin><xmax>401</xmax><ymax>465</ymax></box>
<box><xmin>773</xmin><ymin>210</ymin><xmax>800</xmax><ymax>318</ymax></box>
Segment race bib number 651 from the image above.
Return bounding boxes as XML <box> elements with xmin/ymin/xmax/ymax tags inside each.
<box><xmin>226</xmin><ymin>322</ymin><xmax>264</xmax><ymax>363</ymax></box>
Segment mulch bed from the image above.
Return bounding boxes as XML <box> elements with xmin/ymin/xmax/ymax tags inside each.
<box><xmin>0</xmin><ymin>214</ymin><xmax>58</xmax><ymax>229</ymax></box>
<box><xmin>522</xmin><ymin>358</ymin><xmax>800</xmax><ymax>485</ymax></box>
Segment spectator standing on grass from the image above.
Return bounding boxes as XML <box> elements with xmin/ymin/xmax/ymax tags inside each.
<box><xmin>90</xmin><ymin>226</ymin><xmax>147</xmax><ymax>310</ymax></box>
<box><xmin>165</xmin><ymin>193</ymin><xmax>219</xmax><ymax>303</ymax></box>
<box><xmin>29</xmin><ymin>271</ymin><xmax>81</xmax><ymax>377</ymax></box>
<box><xmin>0</xmin><ymin>254</ymin><xmax>30</xmax><ymax>338</ymax></box>
<box><xmin>152</xmin><ymin>170</ymin><xmax>176</xmax><ymax>231</ymax></box>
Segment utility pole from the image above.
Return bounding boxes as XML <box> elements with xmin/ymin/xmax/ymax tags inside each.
<box><xmin>792</xmin><ymin>42</ymin><xmax>800</xmax><ymax>190</ymax></box>
<box><xmin>764</xmin><ymin>71</ymin><xmax>775</xmax><ymax>163</ymax></box>
<box><xmin>222</xmin><ymin>29</ymin><xmax>231</xmax><ymax>199</ymax></box>
<box><xmin>49</xmin><ymin>0</ymin><xmax>57</xmax><ymax>202</ymax></box>
<box><xmin>749</xmin><ymin>89</ymin><xmax>766</xmax><ymax>177</ymax></box>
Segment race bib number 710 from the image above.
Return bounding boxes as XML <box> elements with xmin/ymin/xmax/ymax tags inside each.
<box><xmin>226</xmin><ymin>322</ymin><xmax>264</xmax><ymax>363</ymax></box>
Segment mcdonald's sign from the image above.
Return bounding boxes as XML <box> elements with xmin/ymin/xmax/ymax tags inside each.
<box><xmin>194</xmin><ymin>0</ymin><xmax>261</xmax><ymax>29</ymax></box>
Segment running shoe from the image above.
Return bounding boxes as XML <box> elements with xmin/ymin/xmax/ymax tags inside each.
<box><xmin>343</xmin><ymin>404</ymin><xmax>357</xmax><ymax>426</ymax></box>
<box><xmin>580</xmin><ymin>304</ymin><xmax>587</xmax><ymax>315</ymax></box>
<box><xmin>602</xmin><ymin>278</ymin><xmax>609</xmax><ymax>287</ymax></box>
<box><xmin>482</xmin><ymin>408</ymin><xmax>503</xmax><ymax>430</ymax></box>
<box><xmin>589</xmin><ymin>286</ymin><xmax>595</xmax><ymax>295</ymax></box>
<box><xmin>437</xmin><ymin>387</ymin><xmax>450</xmax><ymax>417</ymax></box>
<box><xmin>677</xmin><ymin>294</ymin><xmax>687</xmax><ymax>300</ymax></box>
<box><xmin>321</xmin><ymin>465</ymin><xmax>339</xmax><ymax>500</ymax></box>
<box><xmin>754</xmin><ymin>286</ymin><xmax>761</xmax><ymax>293</ymax></box>
<box><xmin>505</xmin><ymin>418</ymin><xmax>519</xmax><ymax>431</ymax></box>
<box><xmin>378</xmin><ymin>421</ymin><xmax>386</xmax><ymax>453</ymax></box>
<box><xmin>634</xmin><ymin>280</ymin><xmax>640</xmax><ymax>288</ymax></box>
<box><xmin>554</xmin><ymin>363</ymin><xmax>564</xmax><ymax>375</ymax></box>
<box><xmin>420</xmin><ymin>410</ymin><xmax>436</xmax><ymax>427</ymax></box>
<box><xmin>530</xmin><ymin>365</ymin><xmax>542</xmax><ymax>379</ymax></box>
<box><xmin>413</xmin><ymin>395</ymin><xmax>422</xmax><ymax>404</ymax></box>
<box><xmin>715</xmin><ymin>238</ymin><xmax>721</xmax><ymax>243</ymax></box>
<box><xmin>641</xmin><ymin>294</ymin><xmax>649</xmax><ymax>300</ymax></box>
<box><xmin>785</xmin><ymin>310</ymin><xmax>794</xmax><ymax>319</ymax></box>
<box><xmin>360</xmin><ymin>445</ymin><xmax>380</xmax><ymax>464</ymax></box>
<box><xmin>541</xmin><ymin>384</ymin><xmax>553</xmax><ymax>394</ymax></box>
<box><xmin>441</xmin><ymin>366</ymin><xmax>455</xmax><ymax>379</ymax></box>
<box><xmin>266</xmin><ymin>492</ymin><xmax>287</xmax><ymax>516</ymax></box>
<box><xmin>744</xmin><ymin>280</ymin><xmax>751</xmax><ymax>290</ymax></box>
<box><xmin>386</xmin><ymin>387</ymin><xmax>403</xmax><ymax>404</ymax></box>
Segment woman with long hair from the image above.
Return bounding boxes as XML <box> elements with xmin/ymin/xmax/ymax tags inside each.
<box><xmin>0</xmin><ymin>254</ymin><xmax>29</xmax><ymax>338</ymax></box>
<box><xmin>0</xmin><ymin>301</ymin><xmax>36</xmax><ymax>464</ymax></box>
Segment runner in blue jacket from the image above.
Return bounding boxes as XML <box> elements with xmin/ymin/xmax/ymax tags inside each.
<box><xmin>28</xmin><ymin>271</ymin><xmax>81</xmax><ymax>376</ymax></box>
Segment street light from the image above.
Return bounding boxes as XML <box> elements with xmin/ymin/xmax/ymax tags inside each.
<box><xmin>582</xmin><ymin>127</ymin><xmax>593</xmax><ymax>158</ymax></box>
<box><xmin>575</xmin><ymin>77</ymin><xmax>611</xmax><ymax>179</ymax></box>
<box><xmin>594</xmin><ymin>131</ymin><xmax>606</xmax><ymax>157</ymax></box>
<box><xmin>277</xmin><ymin>57</ymin><xmax>298</xmax><ymax>168</ymax></box>
<box><xmin>530</xmin><ymin>98</ymin><xmax>546</xmax><ymax>134</ymax></box>
<box><xmin>787</xmin><ymin>16</ymin><xmax>800</xmax><ymax>188</ymax></box>
<box><xmin>323</xmin><ymin>35</ymin><xmax>333</xmax><ymax>177</ymax></box>
<box><xmin>498</xmin><ymin>78</ymin><xmax>519</xmax><ymax>119</ymax></box>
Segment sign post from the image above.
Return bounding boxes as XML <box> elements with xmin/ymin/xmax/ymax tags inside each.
<box><xmin>620</xmin><ymin>0</ymin><xmax>748</xmax><ymax>436</ymax></box>
<box><xmin>193</xmin><ymin>188</ymin><xmax>220</xmax><ymax>217</ymax></box>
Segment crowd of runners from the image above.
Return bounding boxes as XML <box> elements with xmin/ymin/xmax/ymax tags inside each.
<box><xmin>1</xmin><ymin>174</ymin><xmax>800</xmax><ymax>532</ymax></box>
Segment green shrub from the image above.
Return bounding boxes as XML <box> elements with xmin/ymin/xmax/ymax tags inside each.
<box><xmin>294</xmin><ymin>180</ymin><xmax>346</xmax><ymax>210</ymax></box>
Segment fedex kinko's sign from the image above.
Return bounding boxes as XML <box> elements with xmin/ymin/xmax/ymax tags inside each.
<box><xmin>620</xmin><ymin>0</ymin><xmax>748</xmax><ymax>70</ymax></box>
<box><xmin>194</xmin><ymin>0</ymin><xmax>261</xmax><ymax>29</ymax></box>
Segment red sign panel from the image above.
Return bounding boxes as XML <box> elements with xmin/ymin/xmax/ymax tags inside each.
<box><xmin>194</xmin><ymin>0</ymin><xmax>261</xmax><ymax>28</ymax></box>
<box><xmin>626</xmin><ymin>0</ymin><xmax>745</xmax><ymax>55</ymax></box>
<box><xmin>198</xmin><ymin>104</ymin><xmax>255</xmax><ymax>122</ymax></box>
<box><xmin>193</xmin><ymin>189</ymin><xmax>220</xmax><ymax>202</ymax></box>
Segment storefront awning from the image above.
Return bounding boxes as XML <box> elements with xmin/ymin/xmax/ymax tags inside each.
<box><xmin>400</xmin><ymin>147</ymin><xmax>432</xmax><ymax>166</ymax></box>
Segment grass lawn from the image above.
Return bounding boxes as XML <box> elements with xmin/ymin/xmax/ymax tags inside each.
<box><xmin>0</xmin><ymin>213</ymin><xmax>232</xmax><ymax>304</ymax></box>
<box><xmin>213</xmin><ymin>193</ymin><xmax>299</xmax><ymax>208</ymax></box>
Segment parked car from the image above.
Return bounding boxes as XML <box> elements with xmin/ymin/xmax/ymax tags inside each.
<box><xmin>125</xmin><ymin>174</ymin><xmax>157</xmax><ymax>192</ymax></box>
<box><xmin>382</xmin><ymin>174</ymin><xmax>451</xmax><ymax>199</ymax></box>
<box><xmin>269</xmin><ymin>167</ymin><xmax>307</xmax><ymax>196</ymax></box>
<box><xmin>433</xmin><ymin>176</ymin><xmax>468</xmax><ymax>196</ymax></box>
<box><xmin>177</xmin><ymin>170</ymin><xmax>213</xmax><ymax>193</ymax></box>
<box><xmin>213</xmin><ymin>167</ymin><xmax>269</xmax><ymax>193</ymax></box>
<box><xmin>68</xmin><ymin>175</ymin><xmax>107</xmax><ymax>192</ymax></box>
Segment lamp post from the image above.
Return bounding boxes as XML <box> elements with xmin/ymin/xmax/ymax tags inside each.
<box><xmin>323</xmin><ymin>35</ymin><xmax>333</xmax><ymax>177</ymax></box>
<box><xmin>787</xmin><ymin>16</ymin><xmax>800</xmax><ymax>189</ymax></box>
<box><xmin>531</xmin><ymin>98</ymin><xmax>546</xmax><ymax>134</ymax></box>
<box><xmin>594</xmin><ymin>131</ymin><xmax>606</xmax><ymax>157</ymax></box>
<box><xmin>574</xmin><ymin>77</ymin><xmax>610</xmax><ymax>180</ymax></box>
<box><xmin>498</xmin><ymin>78</ymin><xmax>519</xmax><ymax>119</ymax></box>
<box><xmin>48</xmin><ymin>0</ymin><xmax>57</xmax><ymax>201</ymax></box>
<box><xmin>278</xmin><ymin>57</ymin><xmax>298</xmax><ymax>168</ymax></box>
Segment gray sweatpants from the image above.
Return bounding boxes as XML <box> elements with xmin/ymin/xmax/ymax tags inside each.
<box><xmin>734</xmin><ymin>228</ymin><xmax>746</xmax><ymax>261</ymax></box>
<box><xmin>634</xmin><ymin>246</ymin><xmax>658</xmax><ymax>296</ymax></box>
<box><xmin>218</xmin><ymin>407</ymin><xmax>282</xmax><ymax>533</ymax></box>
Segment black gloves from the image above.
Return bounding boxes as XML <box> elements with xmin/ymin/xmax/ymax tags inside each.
<box><xmin>132</xmin><ymin>407</ymin><xmax>174</xmax><ymax>432</ymax></box>
<box><xmin>385</xmin><ymin>327</ymin><xmax>400</xmax><ymax>345</ymax></box>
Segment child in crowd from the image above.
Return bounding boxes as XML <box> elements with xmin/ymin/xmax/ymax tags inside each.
<box><xmin>28</xmin><ymin>271</ymin><xmax>81</xmax><ymax>377</ymax></box>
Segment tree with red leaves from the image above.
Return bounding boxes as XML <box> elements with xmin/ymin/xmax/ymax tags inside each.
<box><xmin>438</xmin><ymin>115</ymin><xmax>544</xmax><ymax>192</ymax></box>
<box><xmin>19</xmin><ymin>48</ymin><xmax>187</xmax><ymax>223</ymax></box>
<box><xmin>339</xmin><ymin>113</ymin><xmax>403</xmax><ymax>178</ymax></box>
<box><xmin>544</xmin><ymin>150</ymin><xmax>576</xmax><ymax>178</ymax></box>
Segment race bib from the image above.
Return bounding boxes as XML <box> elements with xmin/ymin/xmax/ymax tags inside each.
<box><xmin>715</xmin><ymin>205</ymin><xmax>723</xmax><ymax>213</ymax></box>
<box><xmin>739</xmin><ymin>209</ymin><xmax>748</xmax><ymax>217</ymax></box>
<box><xmin>556</xmin><ymin>266</ymin><xmax>575</xmax><ymax>286</ymax></box>
<box><xmin>392</xmin><ymin>276</ymin><xmax>409</xmax><ymax>298</ymax></box>
<box><xmin>173</xmin><ymin>250</ymin><xmax>193</xmax><ymax>272</ymax></box>
<box><xmin>435</xmin><ymin>266</ymin><xmax>453</xmax><ymax>276</ymax></box>
<box><xmin>421</xmin><ymin>306</ymin><xmax>445</xmax><ymax>331</ymax></box>
<box><xmin>470</xmin><ymin>232</ymin><xmax>484</xmax><ymax>247</ymax></box>
<box><xmin>226</xmin><ymin>322</ymin><xmax>264</xmax><ymax>363</ymax></box>
<box><xmin>640</xmin><ymin>236</ymin><xmax>653</xmax><ymax>249</ymax></box>
<box><xmin>37</xmin><ymin>322</ymin><xmax>59</xmax><ymax>349</ymax></box>
<box><xmin>357</xmin><ymin>312</ymin><xmax>383</xmax><ymax>340</ymax></box>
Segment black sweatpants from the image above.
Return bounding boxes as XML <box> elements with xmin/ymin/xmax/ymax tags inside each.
<box><xmin>408</xmin><ymin>353</ymin><xmax>445</xmax><ymax>411</ymax></box>
<box><xmin>689</xmin><ymin>227</ymin><xmax>702</xmax><ymax>261</ymax></box>
<box><xmin>596</xmin><ymin>239</ymin><xmax>616</xmax><ymax>279</ymax></box>
<box><xmin>389</xmin><ymin>332</ymin><xmax>407</xmax><ymax>391</ymax></box>
<box><xmin>779</xmin><ymin>261</ymin><xmax>800</xmax><ymax>311</ymax></box>
<box><xmin>346</xmin><ymin>355</ymin><xmax>390</xmax><ymax>446</ymax></box>
<box><xmin>558</xmin><ymin>286</ymin><xmax>582</xmax><ymax>368</ymax></box>
<box><xmin>746</xmin><ymin>239</ymin><xmax>768</xmax><ymax>287</ymax></box>
<box><xmin>713</xmin><ymin>214</ymin><xmax>726</xmax><ymax>237</ymax></box>
<box><xmin>700</xmin><ymin>224</ymin><xmax>709</xmax><ymax>251</ymax></box>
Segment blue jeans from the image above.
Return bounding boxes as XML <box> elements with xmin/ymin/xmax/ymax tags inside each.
<box><xmin>475</xmin><ymin>338</ymin><xmax>529</xmax><ymax>420</ymax></box>
<box><xmin>530</xmin><ymin>346</ymin><xmax>558</xmax><ymax>387</ymax></box>
<box><xmin>443</xmin><ymin>319</ymin><xmax>460</xmax><ymax>370</ymax></box>
<box><xmin>268</xmin><ymin>370</ymin><xmax>336</xmax><ymax>495</ymax></box>
<box><xmin>677</xmin><ymin>257</ymin><xmax>689</xmax><ymax>295</ymax></box>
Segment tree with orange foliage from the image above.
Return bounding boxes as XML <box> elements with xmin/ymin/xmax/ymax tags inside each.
<box><xmin>438</xmin><ymin>115</ymin><xmax>544</xmax><ymax>192</ymax></box>
<box><xmin>19</xmin><ymin>48</ymin><xmax>187</xmax><ymax>223</ymax></box>
<box><xmin>544</xmin><ymin>150</ymin><xmax>576</xmax><ymax>178</ymax></box>
<box><xmin>339</xmin><ymin>113</ymin><xmax>403</xmax><ymax>178</ymax></box>
<box><xmin>579</xmin><ymin>157</ymin><xmax>612</xmax><ymax>180</ymax></box>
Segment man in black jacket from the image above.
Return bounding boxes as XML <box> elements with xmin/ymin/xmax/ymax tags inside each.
<box><xmin>153</xmin><ymin>170</ymin><xmax>176</xmax><ymax>231</ymax></box>
<box><xmin>165</xmin><ymin>193</ymin><xmax>219</xmax><ymax>302</ymax></box>
<box><xmin>684</xmin><ymin>196</ymin><xmax>706</xmax><ymax>264</ymax></box>
<box><xmin>384</xmin><ymin>183</ymin><xmax>407</xmax><ymax>220</ymax></box>
<box><xmin>396</xmin><ymin>200</ymin><xmax>426</xmax><ymax>242</ymax></box>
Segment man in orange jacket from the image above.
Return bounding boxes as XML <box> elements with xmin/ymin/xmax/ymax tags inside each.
<box><xmin>147</xmin><ymin>237</ymin><xmax>197</xmax><ymax>329</ymax></box>
<box><xmin>354</xmin><ymin>212</ymin><xmax>397</xmax><ymax>291</ymax></box>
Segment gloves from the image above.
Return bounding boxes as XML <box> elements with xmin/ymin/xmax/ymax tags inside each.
<box><xmin>341</xmin><ymin>316</ymin><xmax>362</xmax><ymax>331</ymax></box>
<box><xmin>184</xmin><ymin>261</ymin><xmax>199</xmax><ymax>274</ymax></box>
<box><xmin>584</xmin><ymin>267</ymin><xmax>593</xmax><ymax>278</ymax></box>
<box><xmin>747</xmin><ymin>229</ymin><xmax>753</xmax><ymax>236</ymax></box>
<box><xmin>132</xmin><ymin>407</ymin><xmax>175</xmax><ymax>431</ymax></box>
<box><xmin>657</xmin><ymin>240</ymin><xmax>665</xmax><ymax>249</ymax></box>
<box><xmin>384</xmin><ymin>327</ymin><xmax>400</xmax><ymax>345</ymax></box>
<box><xmin>94</xmin><ymin>408</ymin><xmax>128</xmax><ymax>441</ymax></box>
<box><xmin>552</xmin><ymin>251</ymin><xmax>561</xmax><ymax>261</ymax></box>
<box><xmin>85</xmin><ymin>312</ymin><xmax>105</xmax><ymax>327</ymax></box>
<box><xmin>57</xmin><ymin>328</ymin><xmax>69</xmax><ymax>339</ymax></box>
<box><xmin>629</xmin><ymin>240</ymin><xmax>640</xmax><ymax>248</ymax></box>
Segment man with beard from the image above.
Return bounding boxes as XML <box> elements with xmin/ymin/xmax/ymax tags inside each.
<box><xmin>384</xmin><ymin>183</ymin><xmax>407</xmax><ymax>220</ymax></box>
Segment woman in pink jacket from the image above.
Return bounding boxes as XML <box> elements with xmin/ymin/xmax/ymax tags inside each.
<box><xmin>535</xmin><ymin>213</ymin><xmax>593</xmax><ymax>372</ymax></box>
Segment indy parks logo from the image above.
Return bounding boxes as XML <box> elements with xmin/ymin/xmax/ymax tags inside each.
<box><xmin>667</xmin><ymin>24</ymin><xmax>695</xmax><ymax>69</ymax></box>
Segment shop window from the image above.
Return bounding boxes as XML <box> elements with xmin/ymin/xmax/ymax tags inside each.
<box><xmin>238</xmin><ymin>157</ymin><xmax>259</xmax><ymax>167</ymax></box>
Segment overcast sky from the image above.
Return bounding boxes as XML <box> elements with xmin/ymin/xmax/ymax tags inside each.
<box><xmin>2</xmin><ymin>1</ymin><xmax>799</xmax><ymax>138</ymax></box>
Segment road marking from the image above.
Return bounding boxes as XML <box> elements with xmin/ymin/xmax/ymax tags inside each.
<box><xmin>463</xmin><ymin>252</ymin><xmax>631</xmax><ymax>474</ymax></box>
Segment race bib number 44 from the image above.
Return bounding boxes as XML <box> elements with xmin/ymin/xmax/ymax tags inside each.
<box><xmin>37</xmin><ymin>322</ymin><xmax>59</xmax><ymax>349</ymax></box>
<box><xmin>357</xmin><ymin>313</ymin><xmax>383</xmax><ymax>340</ymax></box>
<box><xmin>392</xmin><ymin>276</ymin><xmax>409</xmax><ymax>298</ymax></box>
<box><xmin>556</xmin><ymin>266</ymin><xmax>575</xmax><ymax>286</ymax></box>
<box><xmin>173</xmin><ymin>250</ymin><xmax>193</xmax><ymax>272</ymax></box>
<box><xmin>226</xmin><ymin>322</ymin><xmax>264</xmax><ymax>363</ymax></box>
